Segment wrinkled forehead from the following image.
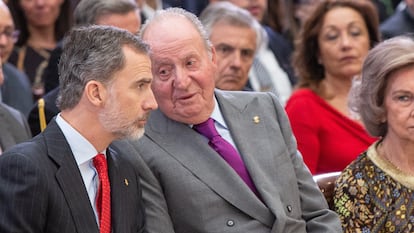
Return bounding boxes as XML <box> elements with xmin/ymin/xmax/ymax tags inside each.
<box><xmin>144</xmin><ymin>16</ymin><xmax>202</xmax><ymax>49</ymax></box>
<box><xmin>0</xmin><ymin>3</ymin><xmax>13</xmax><ymax>25</ymax></box>
<box><xmin>143</xmin><ymin>15</ymin><xmax>195</xmax><ymax>40</ymax></box>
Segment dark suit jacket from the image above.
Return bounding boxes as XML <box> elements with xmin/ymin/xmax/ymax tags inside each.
<box><xmin>265</xmin><ymin>26</ymin><xmax>296</xmax><ymax>85</ymax></box>
<box><xmin>43</xmin><ymin>42</ymin><xmax>63</xmax><ymax>94</ymax></box>
<box><xmin>1</xmin><ymin>63</ymin><xmax>33</xmax><ymax>117</ymax></box>
<box><xmin>28</xmin><ymin>87</ymin><xmax>60</xmax><ymax>136</ymax></box>
<box><xmin>0</xmin><ymin>120</ymin><xmax>145</xmax><ymax>233</ymax></box>
<box><xmin>0</xmin><ymin>102</ymin><xmax>31</xmax><ymax>152</ymax></box>
<box><xmin>380</xmin><ymin>7</ymin><xmax>414</xmax><ymax>39</ymax></box>
<box><xmin>125</xmin><ymin>90</ymin><xmax>341</xmax><ymax>232</ymax></box>
<box><xmin>245</xmin><ymin>26</ymin><xmax>296</xmax><ymax>91</ymax></box>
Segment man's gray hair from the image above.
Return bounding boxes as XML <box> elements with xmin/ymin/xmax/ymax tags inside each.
<box><xmin>57</xmin><ymin>25</ymin><xmax>149</xmax><ymax>110</ymax></box>
<box><xmin>140</xmin><ymin>7</ymin><xmax>213</xmax><ymax>56</ymax></box>
<box><xmin>74</xmin><ymin>0</ymin><xmax>138</xmax><ymax>26</ymax></box>
<box><xmin>199</xmin><ymin>1</ymin><xmax>263</xmax><ymax>52</ymax></box>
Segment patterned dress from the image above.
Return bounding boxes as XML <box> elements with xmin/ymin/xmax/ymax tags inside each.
<box><xmin>334</xmin><ymin>141</ymin><xmax>414</xmax><ymax>233</ymax></box>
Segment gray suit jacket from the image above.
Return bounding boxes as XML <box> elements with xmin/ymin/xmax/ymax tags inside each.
<box><xmin>0</xmin><ymin>102</ymin><xmax>31</xmax><ymax>152</ymax></box>
<box><xmin>0</xmin><ymin>120</ymin><xmax>145</xmax><ymax>233</ymax></box>
<box><xmin>126</xmin><ymin>90</ymin><xmax>341</xmax><ymax>233</ymax></box>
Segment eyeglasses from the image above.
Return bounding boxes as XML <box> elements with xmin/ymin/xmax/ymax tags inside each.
<box><xmin>0</xmin><ymin>29</ymin><xmax>20</xmax><ymax>42</ymax></box>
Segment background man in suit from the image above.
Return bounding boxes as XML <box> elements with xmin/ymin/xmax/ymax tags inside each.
<box><xmin>380</xmin><ymin>0</ymin><xmax>414</xmax><ymax>39</ymax></box>
<box><xmin>209</xmin><ymin>0</ymin><xmax>296</xmax><ymax>106</ymax></box>
<box><xmin>200</xmin><ymin>1</ymin><xmax>261</xmax><ymax>91</ymax></box>
<box><xmin>127</xmin><ymin>7</ymin><xmax>341</xmax><ymax>232</ymax></box>
<box><xmin>0</xmin><ymin>25</ymin><xmax>157</xmax><ymax>232</ymax></box>
<box><xmin>0</xmin><ymin>57</ymin><xmax>31</xmax><ymax>153</ymax></box>
<box><xmin>0</xmin><ymin>101</ymin><xmax>31</xmax><ymax>154</ymax></box>
<box><xmin>0</xmin><ymin>0</ymin><xmax>32</xmax><ymax>116</ymax></box>
<box><xmin>28</xmin><ymin>0</ymin><xmax>142</xmax><ymax>136</ymax></box>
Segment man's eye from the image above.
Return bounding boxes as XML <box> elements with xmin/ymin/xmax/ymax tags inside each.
<box><xmin>397</xmin><ymin>95</ymin><xmax>411</xmax><ymax>102</ymax></box>
<box><xmin>158</xmin><ymin>68</ymin><xmax>171</xmax><ymax>80</ymax></box>
<box><xmin>216</xmin><ymin>45</ymin><xmax>234</xmax><ymax>55</ymax></box>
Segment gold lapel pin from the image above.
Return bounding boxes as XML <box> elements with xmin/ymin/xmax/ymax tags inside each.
<box><xmin>124</xmin><ymin>178</ymin><xmax>129</xmax><ymax>186</ymax></box>
<box><xmin>253</xmin><ymin>116</ymin><xmax>260</xmax><ymax>124</ymax></box>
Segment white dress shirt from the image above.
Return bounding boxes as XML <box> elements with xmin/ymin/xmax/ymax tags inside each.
<box><xmin>55</xmin><ymin>114</ymin><xmax>105</xmax><ymax>225</ymax></box>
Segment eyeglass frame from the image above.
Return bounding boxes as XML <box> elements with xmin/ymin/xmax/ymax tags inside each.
<box><xmin>0</xmin><ymin>29</ymin><xmax>20</xmax><ymax>43</ymax></box>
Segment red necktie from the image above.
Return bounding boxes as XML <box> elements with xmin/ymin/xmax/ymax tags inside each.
<box><xmin>93</xmin><ymin>153</ymin><xmax>111</xmax><ymax>233</ymax></box>
<box><xmin>194</xmin><ymin>118</ymin><xmax>260</xmax><ymax>197</ymax></box>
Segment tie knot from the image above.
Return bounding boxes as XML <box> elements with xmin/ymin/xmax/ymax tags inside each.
<box><xmin>93</xmin><ymin>153</ymin><xmax>107</xmax><ymax>172</ymax></box>
<box><xmin>193</xmin><ymin>118</ymin><xmax>219</xmax><ymax>140</ymax></box>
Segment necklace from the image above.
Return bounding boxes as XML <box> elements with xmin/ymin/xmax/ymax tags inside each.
<box><xmin>378</xmin><ymin>142</ymin><xmax>414</xmax><ymax>176</ymax></box>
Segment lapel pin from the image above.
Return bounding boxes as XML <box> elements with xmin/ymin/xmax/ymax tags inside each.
<box><xmin>124</xmin><ymin>178</ymin><xmax>129</xmax><ymax>186</ymax></box>
<box><xmin>253</xmin><ymin>116</ymin><xmax>260</xmax><ymax>124</ymax></box>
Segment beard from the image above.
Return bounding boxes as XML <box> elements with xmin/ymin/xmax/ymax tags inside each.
<box><xmin>99</xmin><ymin>99</ymin><xmax>147</xmax><ymax>141</ymax></box>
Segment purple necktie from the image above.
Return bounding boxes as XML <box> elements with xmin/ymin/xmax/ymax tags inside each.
<box><xmin>194</xmin><ymin>118</ymin><xmax>259</xmax><ymax>197</ymax></box>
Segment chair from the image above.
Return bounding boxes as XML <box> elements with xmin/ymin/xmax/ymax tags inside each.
<box><xmin>313</xmin><ymin>172</ymin><xmax>341</xmax><ymax>210</ymax></box>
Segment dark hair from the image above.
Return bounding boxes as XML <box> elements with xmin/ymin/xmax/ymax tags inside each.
<box><xmin>292</xmin><ymin>0</ymin><xmax>380</xmax><ymax>92</ymax></box>
<box><xmin>262</xmin><ymin>0</ymin><xmax>284</xmax><ymax>34</ymax></box>
<box><xmin>7</xmin><ymin>0</ymin><xmax>73</xmax><ymax>46</ymax></box>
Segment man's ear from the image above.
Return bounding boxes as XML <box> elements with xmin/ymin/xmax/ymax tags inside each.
<box><xmin>210</xmin><ymin>45</ymin><xmax>217</xmax><ymax>65</ymax></box>
<box><xmin>84</xmin><ymin>80</ymin><xmax>107</xmax><ymax>107</ymax></box>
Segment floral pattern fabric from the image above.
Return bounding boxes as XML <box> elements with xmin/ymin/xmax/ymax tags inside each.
<box><xmin>334</xmin><ymin>142</ymin><xmax>414</xmax><ymax>233</ymax></box>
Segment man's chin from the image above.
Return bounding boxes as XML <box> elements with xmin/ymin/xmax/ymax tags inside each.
<box><xmin>115</xmin><ymin>127</ymin><xmax>145</xmax><ymax>141</ymax></box>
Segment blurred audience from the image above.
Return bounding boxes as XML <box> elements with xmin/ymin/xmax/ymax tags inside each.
<box><xmin>288</xmin><ymin>0</ymin><xmax>323</xmax><ymax>42</ymax></box>
<box><xmin>0</xmin><ymin>100</ymin><xmax>31</xmax><ymax>154</ymax></box>
<box><xmin>0</xmin><ymin>0</ymin><xmax>32</xmax><ymax>116</ymax></box>
<box><xmin>262</xmin><ymin>0</ymin><xmax>285</xmax><ymax>36</ymax></box>
<box><xmin>286</xmin><ymin>0</ymin><xmax>380</xmax><ymax>174</ymax></box>
<box><xmin>0</xmin><ymin>56</ymin><xmax>30</xmax><ymax>154</ymax></box>
<box><xmin>28</xmin><ymin>0</ymin><xmax>141</xmax><ymax>136</ymax></box>
<box><xmin>163</xmin><ymin>0</ymin><xmax>209</xmax><ymax>16</ymax></box>
<box><xmin>380</xmin><ymin>0</ymin><xmax>414</xmax><ymax>39</ymax></box>
<box><xmin>44</xmin><ymin>0</ymin><xmax>141</xmax><ymax>94</ymax></box>
<box><xmin>7</xmin><ymin>0</ymin><xmax>72</xmax><ymax>99</ymax></box>
<box><xmin>372</xmin><ymin>0</ymin><xmax>402</xmax><ymax>22</ymax></box>
<box><xmin>200</xmin><ymin>2</ymin><xmax>261</xmax><ymax>91</ymax></box>
<box><xmin>209</xmin><ymin>0</ymin><xmax>296</xmax><ymax>105</ymax></box>
<box><xmin>334</xmin><ymin>35</ymin><xmax>414</xmax><ymax>232</ymax></box>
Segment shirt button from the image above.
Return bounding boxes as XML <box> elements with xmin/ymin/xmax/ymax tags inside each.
<box><xmin>287</xmin><ymin>205</ymin><xmax>292</xmax><ymax>212</ymax></box>
<box><xmin>226</xmin><ymin>219</ymin><xmax>235</xmax><ymax>227</ymax></box>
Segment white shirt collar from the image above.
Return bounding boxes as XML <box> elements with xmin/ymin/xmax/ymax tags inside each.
<box><xmin>55</xmin><ymin>114</ymin><xmax>105</xmax><ymax>166</ymax></box>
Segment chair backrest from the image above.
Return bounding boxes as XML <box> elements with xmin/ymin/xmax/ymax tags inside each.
<box><xmin>313</xmin><ymin>171</ymin><xmax>341</xmax><ymax>210</ymax></box>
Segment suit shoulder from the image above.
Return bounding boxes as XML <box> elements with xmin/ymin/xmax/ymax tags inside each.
<box><xmin>217</xmin><ymin>89</ymin><xmax>272</xmax><ymax>99</ymax></box>
<box><xmin>216</xmin><ymin>90</ymin><xmax>282</xmax><ymax>110</ymax></box>
<box><xmin>2</xmin><ymin>135</ymin><xmax>47</xmax><ymax>159</ymax></box>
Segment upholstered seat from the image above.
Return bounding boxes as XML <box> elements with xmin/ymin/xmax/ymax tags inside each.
<box><xmin>313</xmin><ymin>172</ymin><xmax>341</xmax><ymax>210</ymax></box>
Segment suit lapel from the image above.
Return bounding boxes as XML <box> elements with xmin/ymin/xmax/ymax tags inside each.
<box><xmin>146</xmin><ymin>102</ymin><xmax>274</xmax><ymax>227</ymax></box>
<box><xmin>216</xmin><ymin>90</ymin><xmax>289</xmax><ymax>223</ymax></box>
<box><xmin>107</xmin><ymin>147</ymin><xmax>128</xmax><ymax>233</ymax></box>
<box><xmin>45</xmin><ymin>121</ymin><xmax>99</xmax><ymax>233</ymax></box>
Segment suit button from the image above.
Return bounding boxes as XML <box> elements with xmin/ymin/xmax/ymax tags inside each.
<box><xmin>226</xmin><ymin>220</ymin><xmax>235</xmax><ymax>227</ymax></box>
<box><xmin>287</xmin><ymin>205</ymin><xmax>292</xmax><ymax>212</ymax></box>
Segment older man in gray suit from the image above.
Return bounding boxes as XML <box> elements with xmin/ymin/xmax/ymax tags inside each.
<box><xmin>121</xmin><ymin>6</ymin><xmax>342</xmax><ymax>233</ymax></box>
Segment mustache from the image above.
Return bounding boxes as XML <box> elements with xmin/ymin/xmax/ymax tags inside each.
<box><xmin>139</xmin><ymin>112</ymin><xmax>151</xmax><ymax>121</ymax></box>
